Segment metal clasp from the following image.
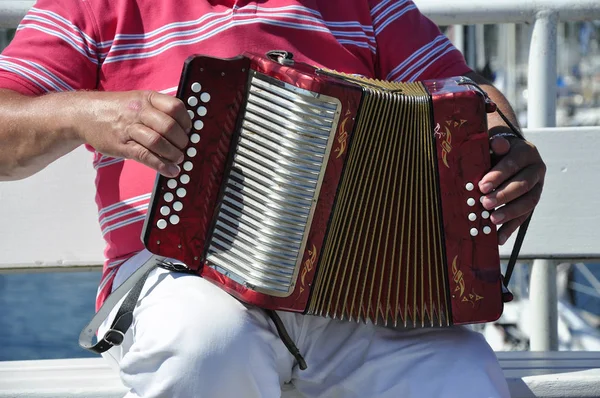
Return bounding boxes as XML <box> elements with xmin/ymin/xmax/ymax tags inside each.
<box><xmin>266</xmin><ymin>50</ymin><xmax>295</xmax><ymax>66</ymax></box>
<box><xmin>457</xmin><ymin>76</ymin><xmax>497</xmax><ymax>113</ymax></box>
<box><xmin>103</xmin><ymin>329</ymin><xmax>125</xmax><ymax>346</ymax></box>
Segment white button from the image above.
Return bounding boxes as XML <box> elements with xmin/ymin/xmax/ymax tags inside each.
<box><xmin>465</xmin><ymin>182</ymin><xmax>474</xmax><ymax>191</ymax></box>
<box><xmin>183</xmin><ymin>161</ymin><xmax>193</xmax><ymax>171</ymax></box>
<box><xmin>483</xmin><ymin>226</ymin><xmax>492</xmax><ymax>235</ymax></box>
<box><xmin>191</xmin><ymin>82</ymin><xmax>202</xmax><ymax>93</ymax></box>
<box><xmin>187</xmin><ymin>147</ymin><xmax>197</xmax><ymax>157</ymax></box>
<box><xmin>169</xmin><ymin>214</ymin><xmax>180</xmax><ymax>225</ymax></box>
<box><xmin>167</xmin><ymin>179</ymin><xmax>177</xmax><ymax>189</ymax></box>
<box><xmin>187</xmin><ymin>110</ymin><xmax>194</xmax><ymax>119</ymax></box>
<box><xmin>194</xmin><ymin>120</ymin><xmax>204</xmax><ymax>130</ymax></box>
<box><xmin>160</xmin><ymin>206</ymin><xmax>170</xmax><ymax>216</ymax></box>
<box><xmin>470</xmin><ymin>228</ymin><xmax>479</xmax><ymax>237</ymax></box>
<box><xmin>164</xmin><ymin>192</ymin><xmax>174</xmax><ymax>202</ymax></box>
<box><xmin>173</xmin><ymin>201</ymin><xmax>183</xmax><ymax>211</ymax></box>
<box><xmin>197</xmin><ymin>106</ymin><xmax>207</xmax><ymax>116</ymax></box>
<box><xmin>200</xmin><ymin>92</ymin><xmax>211</xmax><ymax>102</ymax></box>
<box><xmin>190</xmin><ymin>133</ymin><xmax>200</xmax><ymax>144</ymax></box>
<box><xmin>187</xmin><ymin>96</ymin><xmax>198</xmax><ymax>107</ymax></box>
<box><xmin>467</xmin><ymin>198</ymin><xmax>476</xmax><ymax>206</ymax></box>
<box><xmin>482</xmin><ymin>211</ymin><xmax>490</xmax><ymax>219</ymax></box>
<box><xmin>176</xmin><ymin>188</ymin><xmax>187</xmax><ymax>198</ymax></box>
<box><xmin>180</xmin><ymin>174</ymin><xmax>190</xmax><ymax>184</ymax></box>
<box><xmin>157</xmin><ymin>219</ymin><xmax>167</xmax><ymax>229</ymax></box>
<box><xmin>480</xmin><ymin>196</ymin><xmax>485</xmax><ymax>203</ymax></box>
<box><xmin>468</xmin><ymin>213</ymin><xmax>477</xmax><ymax>221</ymax></box>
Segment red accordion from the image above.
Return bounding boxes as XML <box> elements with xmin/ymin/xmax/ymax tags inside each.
<box><xmin>142</xmin><ymin>51</ymin><xmax>504</xmax><ymax>327</ymax></box>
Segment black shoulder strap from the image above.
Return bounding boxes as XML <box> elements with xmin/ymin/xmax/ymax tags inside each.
<box><xmin>78</xmin><ymin>255</ymin><xmax>163</xmax><ymax>353</ymax></box>
<box><xmin>493</xmin><ymin>107</ymin><xmax>532</xmax><ymax>288</ymax></box>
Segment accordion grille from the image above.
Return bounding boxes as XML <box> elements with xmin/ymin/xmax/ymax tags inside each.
<box><xmin>308</xmin><ymin>78</ymin><xmax>450</xmax><ymax>327</ymax></box>
<box><xmin>205</xmin><ymin>74</ymin><xmax>341</xmax><ymax>295</ymax></box>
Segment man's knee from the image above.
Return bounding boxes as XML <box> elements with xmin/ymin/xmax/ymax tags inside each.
<box><xmin>117</xmin><ymin>273</ymin><xmax>282</xmax><ymax>396</ymax></box>
<box><xmin>431</xmin><ymin>327</ymin><xmax>509</xmax><ymax>397</ymax></box>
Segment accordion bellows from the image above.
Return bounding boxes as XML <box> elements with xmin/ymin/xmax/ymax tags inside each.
<box><xmin>142</xmin><ymin>52</ymin><xmax>504</xmax><ymax>328</ymax></box>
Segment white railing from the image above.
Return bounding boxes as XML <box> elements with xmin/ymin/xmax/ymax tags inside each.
<box><xmin>423</xmin><ymin>0</ymin><xmax>600</xmax><ymax>353</ymax></box>
<box><xmin>1</xmin><ymin>0</ymin><xmax>599</xmax><ymax>354</ymax></box>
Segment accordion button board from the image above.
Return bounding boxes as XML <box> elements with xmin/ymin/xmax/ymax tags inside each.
<box><xmin>142</xmin><ymin>52</ymin><xmax>504</xmax><ymax>328</ymax></box>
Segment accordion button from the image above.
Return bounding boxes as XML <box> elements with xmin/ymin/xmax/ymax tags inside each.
<box><xmin>191</xmin><ymin>82</ymin><xmax>202</xmax><ymax>93</ymax></box>
<box><xmin>160</xmin><ymin>206</ymin><xmax>170</xmax><ymax>216</ymax></box>
<box><xmin>483</xmin><ymin>226</ymin><xmax>492</xmax><ymax>235</ymax></box>
<box><xmin>197</xmin><ymin>106</ymin><xmax>207</xmax><ymax>117</ymax></box>
<box><xmin>470</xmin><ymin>228</ymin><xmax>479</xmax><ymax>237</ymax></box>
<box><xmin>200</xmin><ymin>92</ymin><xmax>211</xmax><ymax>103</ymax></box>
<box><xmin>482</xmin><ymin>211</ymin><xmax>490</xmax><ymax>219</ymax></box>
<box><xmin>173</xmin><ymin>201</ymin><xmax>183</xmax><ymax>211</ymax></box>
<box><xmin>164</xmin><ymin>192</ymin><xmax>174</xmax><ymax>202</ymax></box>
<box><xmin>468</xmin><ymin>213</ymin><xmax>477</xmax><ymax>221</ymax></box>
<box><xmin>194</xmin><ymin>120</ymin><xmax>204</xmax><ymax>130</ymax></box>
<box><xmin>176</xmin><ymin>188</ymin><xmax>187</xmax><ymax>198</ymax></box>
<box><xmin>187</xmin><ymin>110</ymin><xmax>194</xmax><ymax>120</ymax></box>
<box><xmin>467</xmin><ymin>198</ymin><xmax>476</xmax><ymax>206</ymax></box>
<box><xmin>465</xmin><ymin>182</ymin><xmax>474</xmax><ymax>191</ymax></box>
<box><xmin>169</xmin><ymin>215</ymin><xmax>180</xmax><ymax>225</ymax></box>
<box><xmin>167</xmin><ymin>179</ymin><xmax>177</xmax><ymax>189</ymax></box>
<box><xmin>157</xmin><ymin>219</ymin><xmax>167</xmax><ymax>229</ymax></box>
<box><xmin>180</xmin><ymin>174</ymin><xmax>190</xmax><ymax>184</ymax></box>
<box><xmin>187</xmin><ymin>96</ymin><xmax>198</xmax><ymax>107</ymax></box>
<box><xmin>190</xmin><ymin>133</ymin><xmax>200</xmax><ymax>144</ymax></box>
<box><xmin>187</xmin><ymin>147</ymin><xmax>197</xmax><ymax>157</ymax></box>
<box><xmin>183</xmin><ymin>161</ymin><xmax>193</xmax><ymax>171</ymax></box>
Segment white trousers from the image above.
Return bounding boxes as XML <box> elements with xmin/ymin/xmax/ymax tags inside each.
<box><xmin>99</xmin><ymin>250</ymin><xmax>510</xmax><ymax>398</ymax></box>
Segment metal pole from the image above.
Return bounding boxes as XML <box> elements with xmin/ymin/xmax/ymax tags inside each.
<box><xmin>414</xmin><ymin>0</ymin><xmax>600</xmax><ymax>25</ymax></box>
<box><xmin>529</xmin><ymin>259</ymin><xmax>559</xmax><ymax>350</ymax></box>
<box><xmin>0</xmin><ymin>1</ymin><xmax>34</xmax><ymax>29</ymax></box>
<box><xmin>527</xmin><ymin>11</ymin><xmax>559</xmax><ymax>351</ymax></box>
<box><xmin>452</xmin><ymin>25</ymin><xmax>465</xmax><ymax>55</ymax></box>
<box><xmin>527</xmin><ymin>10</ymin><xmax>558</xmax><ymax>128</ymax></box>
<box><xmin>0</xmin><ymin>28</ymin><xmax>8</xmax><ymax>51</ymax></box>
<box><xmin>505</xmin><ymin>24</ymin><xmax>518</xmax><ymax>111</ymax></box>
<box><xmin>475</xmin><ymin>24</ymin><xmax>486</xmax><ymax>71</ymax></box>
<box><xmin>466</xmin><ymin>25</ymin><xmax>477</xmax><ymax>69</ymax></box>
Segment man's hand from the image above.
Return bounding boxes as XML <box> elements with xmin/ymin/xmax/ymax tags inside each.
<box><xmin>478</xmin><ymin>135</ymin><xmax>546</xmax><ymax>245</ymax></box>
<box><xmin>0</xmin><ymin>89</ymin><xmax>192</xmax><ymax>180</ymax></box>
<box><xmin>79</xmin><ymin>90</ymin><xmax>192</xmax><ymax>178</ymax></box>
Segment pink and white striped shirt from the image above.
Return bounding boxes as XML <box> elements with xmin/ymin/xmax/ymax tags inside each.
<box><xmin>0</xmin><ymin>0</ymin><xmax>471</xmax><ymax>310</ymax></box>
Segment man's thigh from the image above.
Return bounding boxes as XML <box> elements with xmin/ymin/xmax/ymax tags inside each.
<box><xmin>99</xmin><ymin>252</ymin><xmax>294</xmax><ymax>398</ymax></box>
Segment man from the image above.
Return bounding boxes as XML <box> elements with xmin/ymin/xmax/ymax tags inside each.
<box><xmin>0</xmin><ymin>0</ymin><xmax>545</xmax><ymax>397</ymax></box>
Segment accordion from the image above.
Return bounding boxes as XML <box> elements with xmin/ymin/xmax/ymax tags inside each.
<box><xmin>142</xmin><ymin>51</ymin><xmax>505</xmax><ymax>328</ymax></box>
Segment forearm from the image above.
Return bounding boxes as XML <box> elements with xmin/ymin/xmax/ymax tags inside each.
<box><xmin>0</xmin><ymin>89</ymin><xmax>85</xmax><ymax>181</ymax></box>
<box><xmin>464</xmin><ymin>71</ymin><xmax>520</xmax><ymax>136</ymax></box>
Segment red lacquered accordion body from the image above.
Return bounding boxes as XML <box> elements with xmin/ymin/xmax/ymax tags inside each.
<box><xmin>142</xmin><ymin>51</ymin><xmax>504</xmax><ymax>327</ymax></box>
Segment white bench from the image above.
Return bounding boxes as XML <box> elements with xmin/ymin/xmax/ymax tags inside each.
<box><xmin>1</xmin><ymin>352</ymin><xmax>599</xmax><ymax>398</ymax></box>
<box><xmin>1</xmin><ymin>128</ymin><xmax>599</xmax><ymax>397</ymax></box>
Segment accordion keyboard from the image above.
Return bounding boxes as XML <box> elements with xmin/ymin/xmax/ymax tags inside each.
<box><xmin>205</xmin><ymin>74</ymin><xmax>341</xmax><ymax>296</ymax></box>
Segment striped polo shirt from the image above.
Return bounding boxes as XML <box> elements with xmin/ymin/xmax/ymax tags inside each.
<box><xmin>0</xmin><ymin>0</ymin><xmax>471</xmax><ymax>310</ymax></box>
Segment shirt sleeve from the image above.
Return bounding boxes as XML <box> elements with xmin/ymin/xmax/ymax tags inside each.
<box><xmin>370</xmin><ymin>0</ymin><xmax>472</xmax><ymax>82</ymax></box>
<box><xmin>0</xmin><ymin>0</ymin><xmax>100</xmax><ymax>95</ymax></box>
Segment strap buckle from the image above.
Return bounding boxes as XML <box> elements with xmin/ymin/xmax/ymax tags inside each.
<box><xmin>103</xmin><ymin>329</ymin><xmax>125</xmax><ymax>346</ymax></box>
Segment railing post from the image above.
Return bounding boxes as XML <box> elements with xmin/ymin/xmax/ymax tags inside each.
<box><xmin>466</xmin><ymin>25</ymin><xmax>477</xmax><ymax>68</ymax></box>
<box><xmin>451</xmin><ymin>25</ymin><xmax>465</xmax><ymax>55</ymax></box>
<box><xmin>529</xmin><ymin>259</ymin><xmax>559</xmax><ymax>350</ymax></box>
<box><xmin>527</xmin><ymin>10</ymin><xmax>558</xmax><ymax>128</ymax></box>
<box><xmin>0</xmin><ymin>28</ymin><xmax>8</xmax><ymax>50</ymax></box>
<box><xmin>527</xmin><ymin>10</ymin><xmax>559</xmax><ymax>351</ymax></box>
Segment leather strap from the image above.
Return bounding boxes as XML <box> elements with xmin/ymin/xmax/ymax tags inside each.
<box><xmin>492</xmin><ymin>107</ymin><xmax>532</xmax><ymax>288</ymax></box>
<box><xmin>78</xmin><ymin>255</ymin><xmax>165</xmax><ymax>353</ymax></box>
